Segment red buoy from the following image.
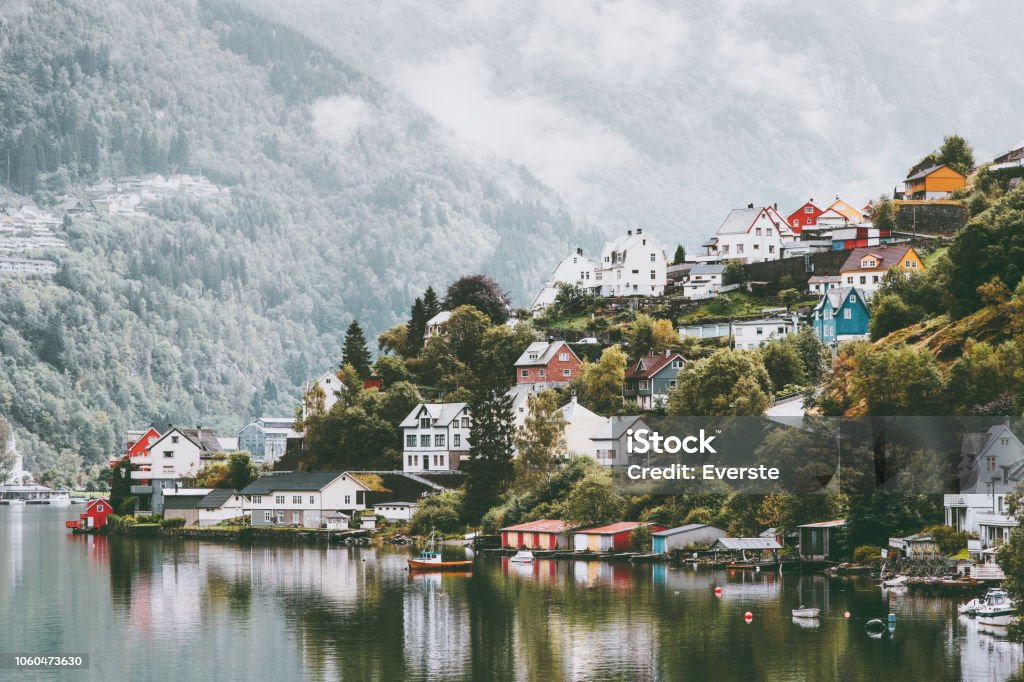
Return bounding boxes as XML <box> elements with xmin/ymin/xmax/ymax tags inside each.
<box><xmin>844</xmin><ymin>611</ymin><xmax>851</xmax><ymax>618</ymax></box>
<box><xmin>744</xmin><ymin>611</ymin><xmax>753</xmax><ymax>622</ymax></box>
<box><xmin>714</xmin><ymin>586</ymin><xmax>722</xmax><ymax>596</ymax></box>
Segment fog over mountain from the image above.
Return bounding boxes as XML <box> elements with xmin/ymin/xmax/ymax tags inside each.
<box><xmin>251</xmin><ymin>0</ymin><xmax>1024</xmax><ymax>248</ymax></box>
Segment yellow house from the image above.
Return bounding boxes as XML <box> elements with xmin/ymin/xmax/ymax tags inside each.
<box><xmin>904</xmin><ymin>164</ymin><xmax>966</xmax><ymax>200</ymax></box>
<box><xmin>826</xmin><ymin>198</ymin><xmax>863</xmax><ymax>223</ymax></box>
<box><xmin>839</xmin><ymin>245</ymin><xmax>924</xmax><ymax>297</ymax></box>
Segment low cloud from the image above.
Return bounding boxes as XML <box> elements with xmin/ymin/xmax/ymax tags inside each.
<box><xmin>311</xmin><ymin>95</ymin><xmax>372</xmax><ymax>147</ymax></box>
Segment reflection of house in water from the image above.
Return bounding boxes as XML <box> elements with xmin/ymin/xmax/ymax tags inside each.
<box><xmin>956</xmin><ymin>615</ymin><xmax>1024</xmax><ymax>681</ymax></box>
<box><xmin>572</xmin><ymin>560</ymin><xmax>635</xmax><ymax>590</ymax></box>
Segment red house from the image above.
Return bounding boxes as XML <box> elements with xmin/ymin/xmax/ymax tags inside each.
<box><xmin>128</xmin><ymin>427</ymin><xmax>161</xmax><ymax>460</ymax></box>
<box><xmin>786</xmin><ymin>200</ymin><xmax>823</xmax><ymax>234</ymax></box>
<box><xmin>514</xmin><ymin>341</ymin><xmax>581</xmax><ymax>387</ymax></box>
<box><xmin>67</xmin><ymin>498</ymin><xmax>114</xmax><ymax>531</ymax></box>
<box><xmin>500</xmin><ymin>519</ymin><xmax>575</xmax><ymax>550</ymax></box>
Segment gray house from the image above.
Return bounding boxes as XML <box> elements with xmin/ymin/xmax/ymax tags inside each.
<box><xmin>623</xmin><ymin>351</ymin><xmax>687</xmax><ymax>411</ymax></box>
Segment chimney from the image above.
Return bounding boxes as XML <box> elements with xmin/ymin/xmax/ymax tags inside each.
<box><xmin>570</xmin><ymin>391</ymin><xmax>578</xmax><ymax>404</ymax></box>
<box><xmin>627</xmin><ymin>229</ymin><xmax>632</xmax><ymax>236</ymax></box>
<box><xmin>576</xmin><ymin>247</ymin><xmax>583</xmax><ymax>256</ymax></box>
<box><xmin>664</xmin><ymin>349</ymin><xmax>671</xmax><ymax>357</ymax></box>
<box><xmin>773</xmin><ymin>202</ymin><xmax>778</xmax><ymax>210</ymax></box>
<box><xmin>747</xmin><ymin>202</ymin><xmax>754</xmax><ymax>209</ymax></box>
<box><xmin>636</xmin><ymin>228</ymin><xmax>642</xmax><ymax>235</ymax></box>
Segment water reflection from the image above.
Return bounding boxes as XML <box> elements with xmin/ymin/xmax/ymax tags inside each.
<box><xmin>3</xmin><ymin>507</ymin><xmax>1024</xmax><ymax>681</ymax></box>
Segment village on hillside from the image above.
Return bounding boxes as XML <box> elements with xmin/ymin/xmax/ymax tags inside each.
<box><xmin>5</xmin><ymin>137</ymin><xmax>1024</xmax><ymax>581</ymax></box>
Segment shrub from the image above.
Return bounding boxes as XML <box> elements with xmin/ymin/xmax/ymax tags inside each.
<box><xmin>631</xmin><ymin>525</ymin><xmax>653</xmax><ymax>552</ymax></box>
<box><xmin>853</xmin><ymin>545</ymin><xmax>881</xmax><ymax>563</ymax></box>
<box><xmin>135</xmin><ymin>514</ymin><xmax>162</xmax><ymax>524</ymax></box>
<box><xmin>160</xmin><ymin>517</ymin><xmax>187</xmax><ymax>529</ymax></box>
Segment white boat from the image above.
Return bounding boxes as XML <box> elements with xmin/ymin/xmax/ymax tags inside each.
<box><xmin>960</xmin><ymin>588</ymin><xmax>1005</xmax><ymax>616</ymax></box>
<box><xmin>882</xmin><ymin>575</ymin><xmax>908</xmax><ymax>587</ymax></box>
<box><xmin>977</xmin><ymin>589</ymin><xmax>1017</xmax><ymax>627</ymax></box>
<box><xmin>792</xmin><ymin>606</ymin><xmax>820</xmax><ymax>618</ymax></box>
<box><xmin>510</xmin><ymin>550</ymin><xmax>535</xmax><ymax>563</ymax></box>
<box><xmin>7</xmin><ymin>498</ymin><xmax>26</xmax><ymax>505</ymax></box>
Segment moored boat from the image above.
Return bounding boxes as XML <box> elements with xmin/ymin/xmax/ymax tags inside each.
<box><xmin>791</xmin><ymin>606</ymin><xmax>820</xmax><ymax>618</ymax></box>
<box><xmin>408</xmin><ymin>532</ymin><xmax>473</xmax><ymax>572</ymax></box>
<box><xmin>976</xmin><ymin>589</ymin><xmax>1017</xmax><ymax>627</ymax></box>
<box><xmin>509</xmin><ymin>550</ymin><xmax>534</xmax><ymax>563</ymax></box>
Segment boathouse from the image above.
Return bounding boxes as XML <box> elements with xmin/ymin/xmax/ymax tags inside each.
<box><xmin>500</xmin><ymin>519</ymin><xmax>575</xmax><ymax>550</ymax></box>
<box><xmin>651</xmin><ymin>524</ymin><xmax>727</xmax><ymax>554</ymax></box>
<box><xmin>797</xmin><ymin>519</ymin><xmax>846</xmax><ymax>561</ymax></box>
<box><xmin>80</xmin><ymin>498</ymin><xmax>114</xmax><ymax>529</ymax></box>
<box><xmin>571</xmin><ymin>522</ymin><xmax>666</xmax><ymax>553</ymax></box>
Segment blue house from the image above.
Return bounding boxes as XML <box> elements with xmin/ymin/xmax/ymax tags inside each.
<box><xmin>811</xmin><ymin>287</ymin><xmax>870</xmax><ymax>344</ymax></box>
<box><xmin>623</xmin><ymin>351</ymin><xmax>687</xmax><ymax>411</ymax></box>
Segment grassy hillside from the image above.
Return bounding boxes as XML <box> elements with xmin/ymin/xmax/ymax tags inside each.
<box><xmin>0</xmin><ymin>0</ymin><xmax>595</xmax><ymax>473</ymax></box>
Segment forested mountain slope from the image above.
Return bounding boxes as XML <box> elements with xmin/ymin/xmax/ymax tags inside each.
<box><xmin>0</xmin><ymin>0</ymin><xmax>592</xmax><ymax>473</ymax></box>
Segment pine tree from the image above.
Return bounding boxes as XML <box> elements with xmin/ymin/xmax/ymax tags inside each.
<box><xmin>423</xmin><ymin>286</ymin><xmax>441</xmax><ymax>318</ymax></box>
<box><xmin>405</xmin><ymin>297</ymin><xmax>427</xmax><ymax>356</ymax></box>
<box><xmin>673</xmin><ymin>244</ymin><xmax>686</xmax><ymax>264</ymax></box>
<box><xmin>342</xmin><ymin>320</ymin><xmax>372</xmax><ymax>379</ymax></box>
<box><xmin>461</xmin><ymin>354</ymin><xmax>515</xmax><ymax>523</ymax></box>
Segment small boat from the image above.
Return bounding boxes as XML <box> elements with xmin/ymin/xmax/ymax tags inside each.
<box><xmin>408</xmin><ymin>532</ymin><xmax>473</xmax><ymax>572</ymax></box>
<box><xmin>509</xmin><ymin>550</ymin><xmax>534</xmax><ymax>563</ymax></box>
<box><xmin>960</xmin><ymin>588</ymin><xmax>1005</xmax><ymax>616</ymax></box>
<box><xmin>792</xmin><ymin>606</ymin><xmax>820</xmax><ymax>619</ymax></box>
<box><xmin>977</xmin><ymin>589</ymin><xmax>1017</xmax><ymax>627</ymax></box>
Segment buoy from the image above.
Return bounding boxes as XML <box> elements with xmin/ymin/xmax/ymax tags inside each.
<box><xmin>844</xmin><ymin>611</ymin><xmax>851</xmax><ymax>618</ymax></box>
<box><xmin>744</xmin><ymin>611</ymin><xmax>753</xmax><ymax>622</ymax></box>
<box><xmin>714</xmin><ymin>586</ymin><xmax>722</xmax><ymax>595</ymax></box>
<box><xmin>888</xmin><ymin>613</ymin><xmax>896</xmax><ymax>624</ymax></box>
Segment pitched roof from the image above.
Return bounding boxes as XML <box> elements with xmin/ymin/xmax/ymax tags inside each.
<box><xmin>590</xmin><ymin>416</ymin><xmax>647</xmax><ymax>442</ymax></box>
<box><xmin>399</xmin><ymin>402</ymin><xmax>468</xmax><ymax>428</ymax></box>
<box><xmin>500</xmin><ymin>519</ymin><xmax>573</xmax><ymax>533</ymax></box>
<box><xmin>808</xmin><ymin>275</ymin><xmax>841</xmax><ymax>284</ymax></box>
<box><xmin>826</xmin><ymin>199</ymin><xmax>861</xmax><ymax>221</ymax></box>
<box><xmin>575</xmin><ymin>521</ymin><xmax>649</xmax><ymax>535</ymax></box>
<box><xmin>712</xmin><ymin>537</ymin><xmax>782</xmax><ymax>550</ymax></box>
<box><xmin>514</xmin><ymin>340</ymin><xmax>578</xmax><ymax>367</ymax></box>
<box><xmin>816</xmin><ymin>287</ymin><xmax>867</xmax><ymax>313</ymax></box>
<box><xmin>689</xmin><ymin>263</ymin><xmax>726</xmax><ymax>276</ymax></box>
<box><xmin>240</xmin><ymin>471</ymin><xmax>347</xmax><ymax>494</ymax></box>
<box><xmin>906</xmin><ymin>163</ymin><xmax>964</xmax><ymax>181</ymax></box>
<box><xmin>197</xmin><ymin>489</ymin><xmax>238</xmax><ymax>509</ymax></box>
<box><xmin>797</xmin><ymin>519</ymin><xmax>846</xmax><ymax>528</ymax></box>
<box><xmin>625</xmin><ymin>352</ymin><xmax>685</xmax><ymax>379</ymax></box>
<box><xmin>840</xmin><ymin>246</ymin><xmax>915</xmax><ymax>273</ymax></box>
<box><xmin>163</xmin><ymin>494</ymin><xmax>208</xmax><ymax>510</ymax></box>
<box><xmin>425</xmin><ymin>311</ymin><xmax>451</xmax><ymax>327</ymax></box>
<box><xmin>558</xmin><ymin>397</ymin><xmax>603</xmax><ymax>422</ymax></box>
<box><xmin>652</xmin><ymin>523</ymin><xmax>725</xmax><ymax>537</ymax></box>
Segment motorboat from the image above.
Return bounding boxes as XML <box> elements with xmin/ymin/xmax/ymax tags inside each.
<box><xmin>976</xmin><ymin>589</ymin><xmax>1017</xmax><ymax>627</ymax></box>
<box><xmin>408</xmin><ymin>532</ymin><xmax>473</xmax><ymax>572</ymax></box>
<box><xmin>791</xmin><ymin>606</ymin><xmax>820</xmax><ymax>618</ymax></box>
<box><xmin>960</xmin><ymin>588</ymin><xmax>1005</xmax><ymax>616</ymax></box>
<box><xmin>509</xmin><ymin>550</ymin><xmax>535</xmax><ymax>563</ymax></box>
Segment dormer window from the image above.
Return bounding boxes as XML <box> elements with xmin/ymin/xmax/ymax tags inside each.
<box><xmin>528</xmin><ymin>353</ymin><xmax>538</xmax><ymax>360</ymax></box>
<box><xmin>419</xmin><ymin>417</ymin><xmax>430</xmax><ymax>429</ymax></box>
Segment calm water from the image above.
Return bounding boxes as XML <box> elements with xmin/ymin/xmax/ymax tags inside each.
<box><xmin>2</xmin><ymin>506</ymin><xmax>1023</xmax><ymax>682</ymax></box>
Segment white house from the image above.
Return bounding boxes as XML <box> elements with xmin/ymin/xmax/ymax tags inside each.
<box><xmin>531</xmin><ymin>248</ymin><xmax>598</xmax><ymax>312</ymax></box>
<box><xmin>558</xmin><ymin>395</ymin><xmax>609</xmax><ymax>459</ymax></box>
<box><xmin>807</xmin><ymin>275</ymin><xmax>841</xmax><ymax>296</ymax></box>
<box><xmin>590</xmin><ymin>416</ymin><xmax>650</xmax><ymax>468</ymax></box>
<box><xmin>400</xmin><ymin>403</ymin><xmax>472</xmax><ymax>473</ymax></box>
<box><xmin>242</xmin><ymin>471</ymin><xmax>372</xmax><ymax>528</ymax></box>
<box><xmin>681</xmin><ymin>263</ymin><xmax>727</xmax><ymax>300</ymax></box>
<box><xmin>697</xmin><ymin>205</ymin><xmax>796</xmax><ymax>264</ymax></box>
<box><xmin>593</xmin><ymin>229</ymin><xmax>668</xmax><ymax>297</ymax></box>
<box><xmin>373</xmin><ymin>501</ymin><xmax>418</xmax><ymax>522</ymax></box>
<box><xmin>303</xmin><ymin>370</ymin><xmax>344</xmax><ymax>419</ymax></box>
<box><xmin>731</xmin><ymin>316</ymin><xmax>799</xmax><ymax>350</ymax></box>
<box><xmin>196</xmin><ymin>489</ymin><xmax>247</xmax><ymax>527</ymax></box>
<box><xmin>423</xmin><ymin>311</ymin><xmax>452</xmax><ymax>340</ymax></box>
<box><xmin>946</xmin><ymin>424</ymin><xmax>1024</xmax><ymax>548</ymax></box>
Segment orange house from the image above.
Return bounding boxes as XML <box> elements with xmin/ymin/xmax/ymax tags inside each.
<box><xmin>903</xmin><ymin>164</ymin><xmax>966</xmax><ymax>200</ymax></box>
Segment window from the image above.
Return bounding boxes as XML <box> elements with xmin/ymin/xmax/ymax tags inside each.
<box><xmin>650</xmin><ymin>270</ymin><xmax>657</xmax><ymax>280</ymax></box>
<box><xmin>275</xmin><ymin>495</ymin><xmax>285</xmax><ymax>505</ymax></box>
<box><xmin>1001</xmin><ymin>438</ymin><xmax>1010</xmax><ymax>446</ymax></box>
<box><xmin>755</xmin><ymin>228</ymin><xmax>762</xmax><ymax>236</ymax></box>
<box><xmin>528</xmin><ymin>352</ymin><xmax>539</xmax><ymax>360</ymax></box>
<box><xmin>292</xmin><ymin>495</ymin><xmax>301</xmax><ymax>505</ymax></box>
<box><xmin>595</xmin><ymin>271</ymin><xmax>602</xmax><ymax>281</ymax></box>
<box><xmin>631</xmin><ymin>269</ymin><xmax>639</xmax><ymax>275</ymax></box>
<box><xmin>736</xmin><ymin>244</ymin><xmax>744</xmax><ymax>254</ymax></box>
<box><xmin>804</xmin><ymin>206</ymin><xmax>813</xmax><ymax>213</ymax></box>
<box><xmin>844</xmin><ymin>309</ymin><xmax>852</xmax><ymax>320</ymax></box>
<box><xmin>872</xmin><ymin>275</ymin><xmax>879</xmax><ymax>283</ymax></box>
<box><xmin>849</xmin><ymin>295</ymin><xmax>856</xmax><ymax>303</ymax></box>
<box><xmin>986</xmin><ymin>456</ymin><xmax>997</xmax><ymax>471</ymax></box>
<box><xmin>668</xmin><ymin>380</ymin><xmax>677</xmax><ymax>388</ymax></box>
<box><xmin>846</xmin><ymin>276</ymin><xmax>853</xmax><ymax>284</ymax></box>
<box><xmin>650</xmin><ymin>253</ymin><xmax>656</xmax><ymax>262</ymax></box>
<box><xmin>462</xmin><ymin>417</ymin><xmax>470</xmax><ymax>428</ymax></box>
<box><xmin>672</xmin><ymin>360</ymin><xmax>684</xmax><ymax>368</ymax></box>
<box><xmin>252</xmin><ymin>496</ymin><xmax>262</xmax><ymax>505</ymax></box>
<box><xmin>419</xmin><ymin>417</ymin><xmax>430</xmax><ymax>429</ymax></box>
<box><xmin>563</xmin><ymin>368</ymin><xmax>571</xmax><ymax>377</ymax></box>
<box><xmin>806</xmin><ymin>217</ymin><xmax>812</xmax><ymax>225</ymax></box>
<box><xmin>171</xmin><ymin>435</ymin><xmax>179</xmax><ymax>444</ymax></box>
<box><xmin>792</xmin><ymin>219</ymin><xmax>799</xmax><ymax>227</ymax></box>
<box><xmin>538</xmin><ymin>369</ymin><xmax>546</xmax><ymax>378</ymax></box>
<box><xmin>309</xmin><ymin>496</ymin><xmax>315</xmax><ymax>505</ymax></box>
<box><xmin>162</xmin><ymin>466</ymin><xmax>173</xmax><ymax>473</ymax></box>
<box><xmin>768</xmin><ymin>245</ymin><xmax>775</xmax><ymax>254</ymax></box>
<box><xmin>521</xmin><ymin>369</ymin><xmax>529</xmax><ymax>378</ymax></box>
<box><xmin>420</xmin><ymin>435</ymin><xmax>430</xmax><ymax>447</ymax></box>
<box><xmin>558</xmin><ymin>352</ymin><xmax>568</xmax><ymax>361</ymax></box>
<box><xmin>407</xmin><ymin>455</ymin><xmax>416</xmax><ymax>467</ymax></box>
<box><xmin>434</xmin><ymin>434</ymin><xmax>446</xmax><ymax>447</ymax></box>
<box><xmin>344</xmin><ymin>495</ymin><xmax>351</xmax><ymax>504</ymax></box>
<box><xmin>859</xmin><ymin>276</ymin><xmax>867</xmax><ymax>284</ymax></box>
<box><xmin>639</xmin><ymin>380</ymin><xmax>650</xmax><ymax>390</ymax></box>
<box><xmin>753</xmin><ymin>244</ymin><xmax>760</xmax><ymax>251</ymax></box>
<box><xmin>454</xmin><ymin>434</ymin><xmax>461</xmax><ymax>447</ymax></box>
<box><xmin>163</xmin><ymin>450</ymin><xmax>173</xmax><ymax>458</ymax></box>
<box><xmin>406</xmin><ymin>434</ymin><xmax>415</xmax><ymax>447</ymax></box>
<box><xmin>264</xmin><ymin>511</ymin><xmax>271</xmax><ymax>522</ymax></box>
<box><xmin>756</xmin><ymin>327</ymin><xmax>764</xmax><ymax>335</ymax></box>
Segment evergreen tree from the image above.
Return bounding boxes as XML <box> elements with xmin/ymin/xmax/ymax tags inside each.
<box><xmin>673</xmin><ymin>244</ymin><xmax>686</xmax><ymax>265</ymax></box>
<box><xmin>461</xmin><ymin>362</ymin><xmax>515</xmax><ymax>523</ymax></box>
<box><xmin>405</xmin><ymin>297</ymin><xmax>427</xmax><ymax>356</ymax></box>
<box><xmin>422</xmin><ymin>286</ymin><xmax>441</xmax><ymax>318</ymax></box>
<box><xmin>342</xmin><ymin>320</ymin><xmax>372</xmax><ymax>379</ymax></box>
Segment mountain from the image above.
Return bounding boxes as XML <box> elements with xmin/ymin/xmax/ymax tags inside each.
<box><xmin>0</xmin><ymin>0</ymin><xmax>596</xmax><ymax>473</ymax></box>
<box><xmin>248</xmin><ymin>0</ymin><xmax>1024</xmax><ymax>248</ymax></box>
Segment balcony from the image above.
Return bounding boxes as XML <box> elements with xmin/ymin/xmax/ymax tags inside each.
<box><xmin>943</xmin><ymin>494</ymin><xmax>965</xmax><ymax>507</ymax></box>
<box><xmin>130</xmin><ymin>485</ymin><xmax>153</xmax><ymax>495</ymax></box>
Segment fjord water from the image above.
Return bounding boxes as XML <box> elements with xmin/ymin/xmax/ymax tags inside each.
<box><xmin>2</xmin><ymin>507</ymin><xmax>1022</xmax><ymax>682</ymax></box>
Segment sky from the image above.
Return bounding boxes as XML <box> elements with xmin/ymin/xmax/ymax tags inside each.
<box><xmin>254</xmin><ymin>0</ymin><xmax>1024</xmax><ymax>251</ymax></box>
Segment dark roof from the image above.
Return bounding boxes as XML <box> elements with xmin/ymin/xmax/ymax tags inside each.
<box><xmin>198</xmin><ymin>489</ymin><xmax>237</xmax><ymax>509</ymax></box>
<box><xmin>905</xmin><ymin>163</ymin><xmax>963</xmax><ymax>182</ymax></box>
<box><xmin>839</xmin><ymin>245</ymin><xmax>913</xmax><ymax>273</ymax></box>
<box><xmin>240</xmin><ymin>471</ymin><xmax>345</xmax><ymax>494</ymax></box>
<box><xmin>163</xmin><ymin>494</ymin><xmax>207</xmax><ymax>510</ymax></box>
<box><xmin>625</xmin><ymin>352</ymin><xmax>684</xmax><ymax>380</ymax></box>
<box><xmin>179</xmin><ymin>428</ymin><xmax>225</xmax><ymax>453</ymax></box>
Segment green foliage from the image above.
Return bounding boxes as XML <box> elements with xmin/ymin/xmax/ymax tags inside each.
<box><xmin>872</xmin><ymin>196</ymin><xmax>896</xmax><ymax>232</ymax></box>
<box><xmin>845</xmin><ymin>493</ymin><xmax>941</xmax><ymax>549</ymax></box>
<box><xmin>513</xmin><ymin>390</ymin><xmax>567</xmax><ymax>493</ymax></box>
<box><xmin>722</xmin><ymin>261</ymin><xmax>748</xmax><ymax>286</ymax></box>
<box><xmin>667</xmin><ymin>349</ymin><xmax>771</xmax><ymax>416</ymax></box>
<box><xmin>409</xmin><ymin>490</ymin><xmax>464</xmax><ymax>535</ymax></box>
<box><xmin>227</xmin><ymin>451</ymin><xmax>257</xmax><ymax>490</ymax></box>
<box><xmin>852</xmin><ymin>545</ymin><xmax>881</xmax><ymax>563</ymax></box>
<box><xmin>870</xmin><ymin>293</ymin><xmax>925</xmax><ymax>341</ymax></box>
<box><xmin>921</xmin><ymin>524</ymin><xmax>975</xmax><ymax>555</ymax></box>
<box><xmin>630</xmin><ymin>525</ymin><xmax>652</xmax><ymax>552</ymax></box>
<box><xmin>161</xmin><ymin>516</ymin><xmax>187</xmax><ymax>529</ymax></box>
<box><xmin>849</xmin><ymin>344</ymin><xmax>943</xmax><ymax>416</ymax></box>
<box><xmin>947</xmin><ymin>185</ymin><xmax>1024</xmax><ymax>317</ymax></box>
<box><xmin>461</xmin><ymin>380</ymin><xmax>515</xmax><ymax>524</ymax></box>
<box><xmin>576</xmin><ymin>345</ymin><xmax>627</xmax><ymax>415</ymax></box>
<box><xmin>342</xmin><ymin>321</ymin><xmax>372</xmax><ymax>379</ymax></box>
<box><xmin>626</xmin><ymin>314</ymin><xmax>678</xmax><ymax>359</ymax></box>
<box><xmin>444</xmin><ymin>275</ymin><xmax>511</xmax><ymax>324</ymax></box>
<box><xmin>759</xmin><ymin>340</ymin><xmax>805</xmax><ymax>393</ymax></box>
<box><xmin>564</xmin><ymin>468</ymin><xmax>624</xmax><ymax>527</ymax></box>
<box><xmin>672</xmin><ymin>245</ymin><xmax>686</xmax><ymax>265</ymax></box>
<box><xmin>909</xmin><ymin>134</ymin><xmax>975</xmax><ymax>177</ymax></box>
